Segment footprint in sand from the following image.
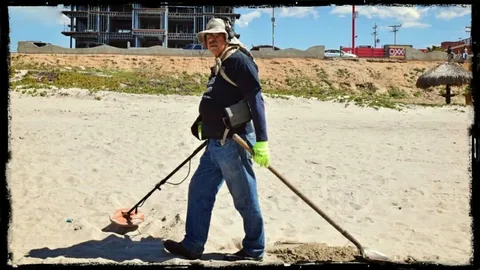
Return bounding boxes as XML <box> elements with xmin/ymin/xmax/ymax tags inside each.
<box><xmin>326</xmin><ymin>174</ymin><xmax>338</xmax><ymax>181</ymax></box>
<box><xmin>83</xmin><ymin>196</ymin><xmax>96</xmax><ymax>206</ymax></box>
<box><xmin>409</xmin><ymin>187</ymin><xmax>425</xmax><ymax>196</ymax></box>
<box><xmin>349</xmin><ymin>202</ymin><xmax>362</xmax><ymax>211</ymax></box>
<box><xmin>325</xmin><ymin>165</ymin><xmax>337</xmax><ymax>172</ymax></box>
<box><xmin>106</xmin><ymin>191</ymin><xmax>127</xmax><ymax>208</ymax></box>
<box><xmin>361</xmin><ymin>217</ymin><xmax>374</xmax><ymax>224</ymax></box>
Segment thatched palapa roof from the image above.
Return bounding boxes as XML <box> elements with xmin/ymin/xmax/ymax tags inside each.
<box><xmin>416</xmin><ymin>62</ymin><xmax>472</xmax><ymax>89</ymax></box>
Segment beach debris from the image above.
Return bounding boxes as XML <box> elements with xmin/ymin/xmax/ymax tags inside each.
<box><xmin>73</xmin><ymin>224</ymin><xmax>83</xmax><ymax>231</ymax></box>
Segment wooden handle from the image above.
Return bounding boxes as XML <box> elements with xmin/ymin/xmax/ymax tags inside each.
<box><xmin>232</xmin><ymin>134</ymin><xmax>255</xmax><ymax>155</ymax></box>
<box><xmin>231</xmin><ymin>133</ymin><xmax>366</xmax><ymax>254</ymax></box>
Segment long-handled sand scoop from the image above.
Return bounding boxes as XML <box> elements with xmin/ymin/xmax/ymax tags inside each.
<box><xmin>232</xmin><ymin>134</ymin><xmax>391</xmax><ymax>263</ymax></box>
<box><xmin>109</xmin><ymin>140</ymin><xmax>208</xmax><ymax>228</ymax></box>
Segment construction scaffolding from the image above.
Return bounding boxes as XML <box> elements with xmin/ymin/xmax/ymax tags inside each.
<box><xmin>62</xmin><ymin>4</ymin><xmax>240</xmax><ymax>49</ymax></box>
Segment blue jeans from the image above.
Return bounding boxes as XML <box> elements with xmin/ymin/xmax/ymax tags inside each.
<box><xmin>180</xmin><ymin>132</ymin><xmax>265</xmax><ymax>258</ymax></box>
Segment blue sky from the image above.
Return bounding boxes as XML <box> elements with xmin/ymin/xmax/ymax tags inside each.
<box><xmin>8</xmin><ymin>5</ymin><xmax>471</xmax><ymax>52</ymax></box>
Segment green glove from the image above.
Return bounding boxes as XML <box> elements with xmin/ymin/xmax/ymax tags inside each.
<box><xmin>198</xmin><ymin>122</ymin><xmax>202</xmax><ymax>140</ymax></box>
<box><xmin>252</xmin><ymin>141</ymin><xmax>270</xmax><ymax>168</ymax></box>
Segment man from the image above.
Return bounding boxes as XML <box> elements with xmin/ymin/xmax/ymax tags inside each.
<box><xmin>446</xmin><ymin>46</ymin><xmax>453</xmax><ymax>62</ymax></box>
<box><xmin>163</xmin><ymin>17</ymin><xmax>270</xmax><ymax>261</ymax></box>
<box><xmin>462</xmin><ymin>46</ymin><xmax>468</xmax><ymax>63</ymax></box>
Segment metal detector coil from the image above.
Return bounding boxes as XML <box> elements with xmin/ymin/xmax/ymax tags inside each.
<box><xmin>110</xmin><ymin>208</ymin><xmax>145</xmax><ymax>227</ymax></box>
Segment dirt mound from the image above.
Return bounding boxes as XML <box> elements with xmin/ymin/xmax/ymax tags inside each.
<box><xmin>268</xmin><ymin>242</ymin><xmax>359</xmax><ymax>263</ymax></box>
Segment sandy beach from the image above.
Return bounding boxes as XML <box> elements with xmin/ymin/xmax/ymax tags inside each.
<box><xmin>7</xmin><ymin>89</ymin><xmax>472</xmax><ymax>266</ymax></box>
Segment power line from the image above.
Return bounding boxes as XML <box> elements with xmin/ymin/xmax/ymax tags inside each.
<box><xmin>389</xmin><ymin>24</ymin><xmax>402</xmax><ymax>45</ymax></box>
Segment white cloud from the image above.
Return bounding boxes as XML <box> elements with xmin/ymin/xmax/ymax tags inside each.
<box><xmin>401</xmin><ymin>21</ymin><xmax>431</xmax><ymax>28</ymax></box>
<box><xmin>377</xmin><ymin>22</ymin><xmax>429</xmax><ymax>34</ymax></box>
<box><xmin>236</xmin><ymin>6</ymin><xmax>319</xmax><ymax>28</ymax></box>
<box><xmin>435</xmin><ymin>5</ymin><xmax>471</xmax><ymax>20</ymax></box>
<box><xmin>329</xmin><ymin>5</ymin><xmax>351</xmax><ymax>16</ymax></box>
<box><xmin>235</xmin><ymin>10</ymin><xmax>262</xmax><ymax>28</ymax></box>
<box><xmin>261</xmin><ymin>7</ymin><xmax>319</xmax><ymax>19</ymax></box>
<box><xmin>9</xmin><ymin>5</ymin><xmax>70</xmax><ymax>25</ymax></box>
<box><xmin>330</xmin><ymin>5</ymin><xmax>431</xmax><ymax>29</ymax></box>
<box><xmin>276</xmin><ymin>7</ymin><xmax>319</xmax><ymax>19</ymax></box>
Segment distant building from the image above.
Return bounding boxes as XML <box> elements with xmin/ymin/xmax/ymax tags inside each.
<box><xmin>61</xmin><ymin>4</ymin><xmax>241</xmax><ymax>49</ymax></box>
<box><xmin>440</xmin><ymin>41</ymin><xmax>464</xmax><ymax>49</ymax></box>
<box><xmin>441</xmin><ymin>38</ymin><xmax>471</xmax><ymax>54</ymax></box>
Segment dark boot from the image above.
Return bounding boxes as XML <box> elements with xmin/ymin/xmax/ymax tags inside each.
<box><xmin>224</xmin><ymin>249</ymin><xmax>263</xmax><ymax>261</ymax></box>
<box><xmin>163</xmin><ymin>240</ymin><xmax>202</xmax><ymax>260</ymax></box>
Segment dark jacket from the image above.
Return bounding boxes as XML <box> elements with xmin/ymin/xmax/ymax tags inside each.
<box><xmin>195</xmin><ymin>50</ymin><xmax>268</xmax><ymax>142</ymax></box>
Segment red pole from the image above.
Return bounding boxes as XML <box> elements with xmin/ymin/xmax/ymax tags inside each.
<box><xmin>352</xmin><ymin>5</ymin><xmax>355</xmax><ymax>55</ymax></box>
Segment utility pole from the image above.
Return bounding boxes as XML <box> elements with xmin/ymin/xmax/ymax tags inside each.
<box><xmin>389</xmin><ymin>24</ymin><xmax>401</xmax><ymax>45</ymax></box>
<box><xmin>372</xmin><ymin>23</ymin><xmax>378</xmax><ymax>48</ymax></box>
<box><xmin>465</xmin><ymin>26</ymin><xmax>471</xmax><ymax>46</ymax></box>
<box><xmin>352</xmin><ymin>5</ymin><xmax>356</xmax><ymax>54</ymax></box>
<box><xmin>272</xmin><ymin>7</ymin><xmax>275</xmax><ymax>49</ymax></box>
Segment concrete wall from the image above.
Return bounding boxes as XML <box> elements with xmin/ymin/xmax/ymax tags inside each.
<box><xmin>251</xmin><ymin>45</ymin><xmax>324</xmax><ymax>59</ymax></box>
<box><xmin>17</xmin><ymin>41</ymin><xmax>325</xmax><ymax>59</ymax></box>
<box><xmin>17</xmin><ymin>41</ymin><xmax>451</xmax><ymax>61</ymax></box>
<box><xmin>405</xmin><ymin>47</ymin><xmax>448</xmax><ymax>61</ymax></box>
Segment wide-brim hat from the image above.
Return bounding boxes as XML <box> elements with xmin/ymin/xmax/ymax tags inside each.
<box><xmin>196</xmin><ymin>18</ymin><xmax>228</xmax><ymax>48</ymax></box>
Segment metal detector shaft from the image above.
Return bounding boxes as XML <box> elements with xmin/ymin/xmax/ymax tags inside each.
<box><xmin>124</xmin><ymin>140</ymin><xmax>208</xmax><ymax>216</ymax></box>
<box><xmin>232</xmin><ymin>134</ymin><xmax>366</xmax><ymax>256</ymax></box>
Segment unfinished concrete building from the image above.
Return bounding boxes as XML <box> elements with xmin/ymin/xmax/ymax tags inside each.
<box><xmin>61</xmin><ymin>4</ymin><xmax>241</xmax><ymax>49</ymax></box>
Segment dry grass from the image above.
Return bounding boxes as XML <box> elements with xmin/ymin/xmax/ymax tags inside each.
<box><xmin>8</xmin><ymin>53</ymin><xmax>472</xmax><ymax>108</ymax></box>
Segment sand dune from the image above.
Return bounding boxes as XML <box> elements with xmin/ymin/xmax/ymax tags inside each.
<box><xmin>7</xmin><ymin>89</ymin><xmax>472</xmax><ymax>266</ymax></box>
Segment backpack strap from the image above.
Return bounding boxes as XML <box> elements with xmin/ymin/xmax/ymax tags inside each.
<box><xmin>216</xmin><ymin>45</ymin><xmax>255</xmax><ymax>88</ymax></box>
<box><xmin>217</xmin><ymin>62</ymin><xmax>239</xmax><ymax>145</ymax></box>
<box><xmin>219</xmin><ymin>68</ymin><xmax>237</xmax><ymax>87</ymax></box>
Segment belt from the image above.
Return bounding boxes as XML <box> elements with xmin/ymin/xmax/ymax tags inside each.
<box><xmin>202</xmin><ymin>124</ymin><xmax>247</xmax><ymax>143</ymax></box>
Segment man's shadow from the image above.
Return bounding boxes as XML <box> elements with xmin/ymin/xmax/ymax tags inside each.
<box><xmin>25</xmin><ymin>223</ymin><xmax>227</xmax><ymax>263</ymax></box>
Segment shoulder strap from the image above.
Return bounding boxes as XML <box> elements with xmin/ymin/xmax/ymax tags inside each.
<box><xmin>219</xmin><ymin>68</ymin><xmax>237</xmax><ymax>87</ymax></box>
<box><xmin>216</xmin><ymin>45</ymin><xmax>256</xmax><ymax>88</ymax></box>
<box><xmin>238</xmin><ymin>46</ymin><xmax>256</xmax><ymax>64</ymax></box>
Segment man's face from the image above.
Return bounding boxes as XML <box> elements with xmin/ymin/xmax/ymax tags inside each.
<box><xmin>206</xmin><ymin>33</ymin><xmax>227</xmax><ymax>57</ymax></box>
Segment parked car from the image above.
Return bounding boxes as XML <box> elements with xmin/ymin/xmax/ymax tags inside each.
<box><xmin>324</xmin><ymin>49</ymin><xmax>357</xmax><ymax>58</ymax></box>
<box><xmin>184</xmin><ymin>44</ymin><xmax>205</xmax><ymax>50</ymax></box>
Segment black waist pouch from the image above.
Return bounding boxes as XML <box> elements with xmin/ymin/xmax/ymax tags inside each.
<box><xmin>191</xmin><ymin>100</ymin><xmax>252</xmax><ymax>141</ymax></box>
